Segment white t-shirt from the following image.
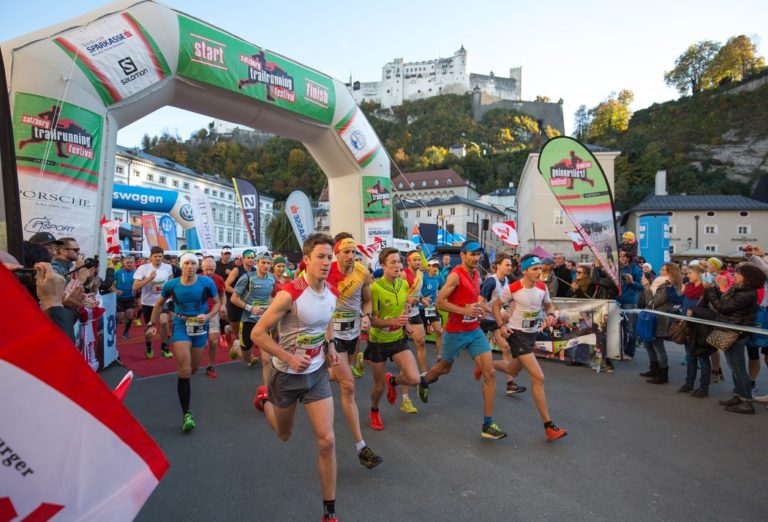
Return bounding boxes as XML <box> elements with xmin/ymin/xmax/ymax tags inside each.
<box><xmin>499</xmin><ymin>279</ymin><xmax>551</xmax><ymax>333</ymax></box>
<box><xmin>133</xmin><ymin>262</ymin><xmax>174</xmax><ymax>306</ymax></box>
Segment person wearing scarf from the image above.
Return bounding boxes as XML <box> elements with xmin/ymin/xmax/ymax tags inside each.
<box><xmin>679</xmin><ymin>264</ymin><xmax>712</xmax><ymax>396</ymax></box>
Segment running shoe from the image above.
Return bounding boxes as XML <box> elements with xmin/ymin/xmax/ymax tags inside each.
<box><xmin>473</xmin><ymin>363</ymin><xmax>481</xmax><ymax>381</ymax></box>
<box><xmin>182</xmin><ymin>412</ymin><xmax>196</xmax><ymax>433</ymax></box>
<box><xmin>753</xmin><ymin>394</ymin><xmax>768</xmax><ymax>404</ymax></box>
<box><xmin>481</xmin><ymin>422</ymin><xmax>507</xmax><ymax>440</ymax></box>
<box><xmin>162</xmin><ymin>348</ymin><xmax>173</xmax><ymax>359</ymax></box>
<box><xmin>384</xmin><ymin>372</ymin><xmax>397</xmax><ymax>405</ymax></box>
<box><xmin>135</xmin><ymin>319</ymin><xmax>142</xmax><ymax>327</ymax></box>
<box><xmin>248</xmin><ymin>357</ymin><xmax>260</xmax><ymax>368</ymax></box>
<box><xmin>253</xmin><ymin>385</ymin><xmax>269</xmax><ymax>412</ymax></box>
<box><xmin>350</xmin><ymin>365</ymin><xmax>363</xmax><ymax>379</ymax></box>
<box><xmin>358</xmin><ymin>446</ymin><xmax>383</xmax><ymax>469</ymax></box>
<box><xmin>206</xmin><ymin>366</ymin><xmax>218</xmax><ymax>379</ymax></box>
<box><xmin>321</xmin><ymin>515</ymin><xmax>338</xmax><ymax>522</ymax></box>
<box><xmin>506</xmin><ymin>381</ymin><xmax>527</xmax><ymax>395</ymax></box>
<box><xmin>145</xmin><ymin>348</ymin><xmax>154</xmax><ymax>359</ymax></box>
<box><xmin>545</xmin><ymin>423</ymin><xmax>568</xmax><ymax>441</ymax></box>
<box><xmin>369</xmin><ymin>410</ymin><xmax>384</xmax><ymax>430</ymax></box>
<box><xmin>354</xmin><ymin>351</ymin><xmax>365</xmax><ymax>377</ymax></box>
<box><xmin>229</xmin><ymin>340</ymin><xmax>241</xmax><ymax>360</ymax></box>
<box><xmin>400</xmin><ymin>398</ymin><xmax>418</xmax><ymax>414</ymax></box>
<box><xmin>417</xmin><ymin>381</ymin><xmax>429</xmax><ymax>403</ymax></box>
<box><xmin>122</xmin><ymin>330</ymin><xmax>130</xmax><ymax>339</ymax></box>
<box><xmin>711</xmin><ymin>370</ymin><xmax>719</xmax><ymax>383</ymax></box>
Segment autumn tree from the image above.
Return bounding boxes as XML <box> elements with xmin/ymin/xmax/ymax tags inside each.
<box><xmin>708</xmin><ymin>35</ymin><xmax>765</xmax><ymax>84</ymax></box>
<box><xmin>587</xmin><ymin>90</ymin><xmax>634</xmax><ymax>141</ymax></box>
<box><xmin>664</xmin><ymin>40</ymin><xmax>721</xmax><ymax>95</ymax></box>
<box><xmin>573</xmin><ymin>105</ymin><xmax>590</xmax><ymax>140</ymax></box>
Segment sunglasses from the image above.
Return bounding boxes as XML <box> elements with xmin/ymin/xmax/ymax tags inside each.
<box><xmin>65</xmin><ymin>248</ymin><xmax>80</xmax><ymax>253</ymax></box>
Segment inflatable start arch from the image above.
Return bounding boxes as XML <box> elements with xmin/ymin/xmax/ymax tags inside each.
<box><xmin>2</xmin><ymin>0</ymin><xmax>392</xmax><ymax>254</ymax></box>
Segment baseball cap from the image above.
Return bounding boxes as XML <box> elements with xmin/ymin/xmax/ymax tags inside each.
<box><xmin>428</xmin><ymin>258</ymin><xmax>440</xmax><ymax>266</ymax></box>
<box><xmin>221</xmin><ymin>247</ymin><xmax>232</xmax><ymax>254</ymax></box>
<box><xmin>541</xmin><ymin>257</ymin><xmax>555</xmax><ymax>265</ymax></box>
<box><xmin>255</xmin><ymin>251</ymin><xmax>271</xmax><ymax>261</ymax></box>
<box><xmin>460</xmin><ymin>240</ymin><xmax>482</xmax><ymax>253</ymax></box>
<box><xmin>28</xmin><ymin>232</ymin><xmax>62</xmax><ymax>245</ymax></box>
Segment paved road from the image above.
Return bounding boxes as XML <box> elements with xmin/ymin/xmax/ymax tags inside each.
<box><xmin>100</xmin><ymin>342</ymin><xmax>768</xmax><ymax>521</ymax></box>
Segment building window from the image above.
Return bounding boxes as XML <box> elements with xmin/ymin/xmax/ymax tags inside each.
<box><xmin>183</xmin><ymin>182</ymin><xmax>190</xmax><ymax>190</ymax></box>
<box><xmin>146</xmin><ymin>173</ymin><xmax>153</xmax><ymax>181</ymax></box>
<box><xmin>668</xmin><ymin>225</ymin><xmax>675</xmax><ymax>234</ymax></box>
<box><xmin>553</xmin><ymin>209</ymin><xmax>564</xmax><ymax>225</ymax></box>
<box><xmin>704</xmin><ymin>225</ymin><xmax>717</xmax><ymax>234</ymax></box>
<box><xmin>450</xmin><ymin>208</ymin><xmax>455</xmax><ymax>215</ymax></box>
<box><xmin>229</xmin><ymin>194</ymin><xmax>233</xmax><ymax>201</ymax></box>
<box><xmin>159</xmin><ymin>176</ymin><xmax>166</xmax><ymax>184</ymax></box>
<box><xmin>228</xmin><ymin>210</ymin><xmax>233</xmax><ymax>223</ymax></box>
<box><xmin>204</xmin><ymin>188</ymin><xmax>210</xmax><ymax>194</ymax></box>
<box><xmin>739</xmin><ymin>211</ymin><xmax>749</xmax><ymax>217</ymax></box>
<box><xmin>669</xmin><ymin>244</ymin><xmax>676</xmax><ymax>254</ymax></box>
<box><xmin>427</xmin><ymin>210</ymin><xmax>432</xmax><ymax>217</ymax></box>
<box><xmin>706</xmin><ymin>211</ymin><xmax>716</xmax><ymax>217</ymax></box>
<box><xmin>218</xmin><ymin>229</ymin><xmax>224</xmax><ymax>242</ymax></box>
<box><xmin>227</xmin><ymin>230</ymin><xmax>232</xmax><ymax>242</ymax></box>
<box><xmin>172</xmin><ymin>180</ymin><xmax>179</xmax><ymax>187</ymax></box>
<box><xmin>115</xmin><ymin>166</ymin><xmax>124</xmax><ymax>174</ymax></box>
<box><xmin>704</xmin><ymin>245</ymin><xmax>717</xmax><ymax>252</ymax></box>
<box><xmin>416</xmin><ymin>210</ymin><xmax>421</xmax><ymax>218</ymax></box>
<box><xmin>737</xmin><ymin>225</ymin><xmax>750</xmax><ymax>235</ymax></box>
<box><xmin>404</xmin><ymin>211</ymin><xmax>408</xmax><ymax>218</ymax></box>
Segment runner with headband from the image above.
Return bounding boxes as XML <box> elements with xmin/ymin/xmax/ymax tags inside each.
<box><xmin>492</xmin><ymin>254</ymin><xmax>567</xmax><ymax>441</ymax></box>
<box><xmin>417</xmin><ymin>241</ymin><xmax>507</xmax><ymax>440</ymax></box>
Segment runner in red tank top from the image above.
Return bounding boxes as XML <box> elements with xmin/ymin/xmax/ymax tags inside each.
<box><xmin>416</xmin><ymin>241</ymin><xmax>507</xmax><ymax>440</ymax></box>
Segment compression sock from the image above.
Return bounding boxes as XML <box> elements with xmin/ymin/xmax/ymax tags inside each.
<box><xmin>323</xmin><ymin>500</ymin><xmax>336</xmax><ymax>519</ymax></box>
<box><xmin>484</xmin><ymin>416</ymin><xmax>493</xmax><ymax>426</ymax></box>
<box><xmin>544</xmin><ymin>420</ymin><xmax>555</xmax><ymax>429</ymax></box>
<box><xmin>177</xmin><ymin>377</ymin><xmax>191</xmax><ymax>413</ymax></box>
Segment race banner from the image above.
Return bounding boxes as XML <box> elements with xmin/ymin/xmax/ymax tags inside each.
<box><xmin>100</xmin><ymin>216</ymin><xmax>122</xmax><ymax>255</ymax></box>
<box><xmin>13</xmin><ymin>92</ymin><xmax>102</xmax><ymax>254</ymax></box>
<box><xmin>232</xmin><ymin>178</ymin><xmax>260</xmax><ymax>245</ymax></box>
<box><xmin>53</xmin><ymin>12</ymin><xmax>171</xmax><ymax>106</ymax></box>
<box><xmin>532</xmin><ymin>298</ymin><xmax>620</xmax><ymax>366</ymax></box>
<box><xmin>538</xmin><ymin>136</ymin><xmax>620</xmax><ymax>291</ymax></box>
<box><xmin>285</xmin><ymin>190</ymin><xmax>315</xmax><ymax>245</ymax></box>
<box><xmin>100</xmin><ymin>291</ymin><xmax>119</xmax><ymax>368</ymax></box>
<box><xmin>158</xmin><ymin>215</ymin><xmax>177</xmax><ymax>251</ymax></box>
<box><xmin>491</xmin><ymin>220</ymin><xmax>519</xmax><ymax>247</ymax></box>
<box><xmin>335</xmin><ymin>107</ymin><xmax>383</xmax><ymax>168</ymax></box>
<box><xmin>189</xmin><ymin>187</ymin><xmax>217</xmax><ymax>250</ymax></box>
<box><xmin>177</xmin><ymin>15</ymin><xmax>335</xmax><ymax>124</ymax></box>
<box><xmin>361</xmin><ymin>176</ymin><xmax>393</xmax><ymax>247</ymax></box>
<box><xmin>0</xmin><ymin>266</ymin><xmax>168</xmax><ymax>520</ymax></box>
<box><xmin>566</xmin><ymin>230</ymin><xmax>587</xmax><ymax>252</ymax></box>
<box><xmin>140</xmin><ymin>214</ymin><xmax>166</xmax><ymax>249</ymax></box>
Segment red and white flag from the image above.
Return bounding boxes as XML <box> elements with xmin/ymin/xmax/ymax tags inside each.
<box><xmin>566</xmin><ymin>231</ymin><xmax>587</xmax><ymax>251</ymax></box>
<box><xmin>491</xmin><ymin>220</ymin><xmax>519</xmax><ymax>247</ymax></box>
<box><xmin>0</xmin><ymin>266</ymin><xmax>168</xmax><ymax>521</ymax></box>
<box><xmin>100</xmin><ymin>215</ymin><xmax>122</xmax><ymax>255</ymax></box>
<box><xmin>357</xmin><ymin>236</ymin><xmax>385</xmax><ymax>259</ymax></box>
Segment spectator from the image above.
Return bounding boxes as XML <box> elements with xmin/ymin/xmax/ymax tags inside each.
<box><xmin>642</xmin><ymin>262</ymin><xmax>656</xmax><ymax>283</ymax></box>
<box><xmin>52</xmin><ymin>237</ymin><xmax>80</xmax><ymax>278</ymax></box>
<box><xmin>706</xmin><ymin>263</ymin><xmax>767</xmax><ymax>414</ymax></box>
<box><xmin>27</xmin><ymin>232</ymin><xmax>63</xmax><ymax>259</ymax></box>
<box><xmin>679</xmin><ymin>264</ymin><xmax>711</xmax><ymax>396</ymax></box>
<box><xmin>540</xmin><ymin>257</ymin><xmax>558</xmax><ymax>297</ymax></box>
<box><xmin>641</xmin><ymin>263</ymin><xmax>682</xmax><ymax>384</ymax></box>
<box><xmin>553</xmin><ymin>253</ymin><xmax>572</xmax><ymax>297</ymax></box>
<box><xmin>619</xmin><ymin>250</ymin><xmax>644</xmax><ymax>361</ymax></box>
<box><xmin>745</xmin><ymin>245</ymin><xmax>768</xmax><ymax>404</ymax></box>
<box><xmin>569</xmin><ymin>265</ymin><xmax>600</xmax><ymax>299</ymax></box>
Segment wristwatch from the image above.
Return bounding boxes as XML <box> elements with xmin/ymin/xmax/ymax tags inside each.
<box><xmin>146</xmin><ymin>321</ymin><xmax>155</xmax><ymax>327</ymax></box>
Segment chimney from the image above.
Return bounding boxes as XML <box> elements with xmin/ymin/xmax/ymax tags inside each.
<box><xmin>655</xmin><ymin>170</ymin><xmax>667</xmax><ymax>196</ymax></box>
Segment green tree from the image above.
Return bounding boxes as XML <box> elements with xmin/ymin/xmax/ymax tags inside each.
<box><xmin>709</xmin><ymin>35</ymin><xmax>765</xmax><ymax>84</ymax></box>
<box><xmin>664</xmin><ymin>40</ymin><xmax>721</xmax><ymax>95</ymax></box>
<box><xmin>392</xmin><ymin>208</ymin><xmax>407</xmax><ymax>238</ymax></box>
<box><xmin>587</xmin><ymin>89</ymin><xmax>634</xmax><ymax>142</ymax></box>
<box><xmin>265</xmin><ymin>204</ymin><xmax>300</xmax><ymax>252</ymax></box>
<box><xmin>573</xmin><ymin>105</ymin><xmax>590</xmax><ymax>140</ymax></box>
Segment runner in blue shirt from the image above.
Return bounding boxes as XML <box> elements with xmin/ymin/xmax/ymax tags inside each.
<box><xmin>111</xmin><ymin>255</ymin><xmax>137</xmax><ymax>338</ymax></box>
<box><xmin>147</xmin><ymin>253</ymin><xmax>220</xmax><ymax>433</ymax></box>
<box><xmin>422</xmin><ymin>259</ymin><xmax>445</xmax><ymax>360</ymax></box>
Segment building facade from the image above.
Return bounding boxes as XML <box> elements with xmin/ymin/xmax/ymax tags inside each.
<box><xmin>113</xmin><ymin>146</ymin><xmax>274</xmax><ymax>248</ymax></box>
<box><xmin>349</xmin><ymin>46</ymin><xmax>522</xmax><ymax>109</ymax></box>
<box><xmin>391</xmin><ymin>168</ymin><xmax>480</xmax><ymax>201</ymax></box>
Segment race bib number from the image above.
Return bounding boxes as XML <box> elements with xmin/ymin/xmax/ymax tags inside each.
<box><xmin>522</xmin><ymin>310</ymin><xmax>541</xmax><ymax>330</ymax></box>
<box><xmin>424</xmin><ymin>306</ymin><xmax>437</xmax><ymax>318</ymax></box>
<box><xmin>153</xmin><ymin>280</ymin><xmax>166</xmax><ymax>293</ymax></box>
<box><xmin>249</xmin><ymin>300</ymin><xmax>270</xmax><ymax>320</ymax></box>
<box><xmin>295</xmin><ymin>332</ymin><xmax>325</xmax><ymax>358</ymax></box>
<box><xmin>185</xmin><ymin>317</ymin><xmax>206</xmax><ymax>336</ymax></box>
<box><xmin>333</xmin><ymin>310</ymin><xmax>356</xmax><ymax>332</ymax></box>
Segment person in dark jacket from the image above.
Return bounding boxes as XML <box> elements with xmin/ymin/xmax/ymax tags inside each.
<box><xmin>706</xmin><ymin>263</ymin><xmax>767</xmax><ymax>414</ymax></box>
<box><xmin>619</xmin><ymin>251</ymin><xmax>644</xmax><ymax>360</ymax></box>
<box><xmin>553</xmin><ymin>253</ymin><xmax>572</xmax><ymax>298</ymax></box>
<box><xmin>569</xmin><ymin>265</ymin><xmax>600</xmax><ymax>299</ymax></box>
<box><xmin>679</xmin><ymin>264</ymin><xmax>711</xmax><ymax>396</ymax></box>
<box><xmin>641</xmin><ymin>263</ymin><xmax>683</xmax><ymax>384</ymax></box>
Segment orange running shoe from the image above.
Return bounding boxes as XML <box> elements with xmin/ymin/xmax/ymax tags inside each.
<box><xmin>370</xmin><ymin>410</ymin><xmax>384</xmax><ymax>430</ymax></box>
<box><xmin>545</xmin><ymin>422</ymin><xmax>568</xmax><ymax>441</ymax></box>
<box><xmin>253</xmin><ymin>385</ymin><xmax>269</xmax><ymax>412</ymax></box>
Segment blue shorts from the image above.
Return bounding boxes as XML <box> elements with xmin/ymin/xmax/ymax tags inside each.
<box><xmin>172</xmin><ymin>317</ymin><xmax>209</xmax><ymax>348</ymax></box>
<box><xmin>441</xmin><ymin>328</ymin><xmax>490</xmax><ymax>363</ymax></box>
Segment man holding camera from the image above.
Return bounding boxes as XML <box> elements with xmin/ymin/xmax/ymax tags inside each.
<box><xmin>619</xmin><ymin>250</ymin><xmax>644</xmax><ymax>360</ymax></box>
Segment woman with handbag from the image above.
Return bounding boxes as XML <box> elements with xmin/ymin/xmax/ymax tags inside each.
<box><xmin>705</xmin><ymin>263</ymin><xmax>767</xmax><ymax>414</ymax></box>
<box><xmin>677</xmin><ymin>264</ymin><xmax>710</xmax><ymax>395</ymax></box>
<box><xmin>641</xmin><ymin>263</ymin><xmax>683</xmax><ymax>384</ymax></box>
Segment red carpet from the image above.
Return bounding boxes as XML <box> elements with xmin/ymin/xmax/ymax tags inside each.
<box><xmin>117</xmin><ymin>324</ymin><xmax>236</xmax><ymax>378</ymax></box>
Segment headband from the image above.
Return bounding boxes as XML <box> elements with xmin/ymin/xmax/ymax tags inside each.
<box><xmin>180</xmin><ymin>253</ymin><xmax>198</xmax><ymax>265</ymax></box>
<box><xmin>407</xmin><ymin>251</ymin><xmax>421</xmax><ymax>261</ymax></box>
<box><xmin>521</xmin><ymin>256</ymin><xmax>542</xmax><ymax>271</ymax></box>
<box><xmin>334</xmin><ymin>237</ymin><xmax>357</xmax><ymax>254</ymax></box>
<box><xmin>242</xmin><ymin>249</ymin><xmax>255</xmax><ymax>258</ymax></box>
<box><xmin>273</xmin><ymin>257</ymin><xmax>287</xmax><ymax>265</ymax></box>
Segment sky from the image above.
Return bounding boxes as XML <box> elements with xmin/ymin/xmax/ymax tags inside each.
<box><xmin>2</xmin><ymin>0</ymin><xmax>765</xmax><ymax>148</ymax></box>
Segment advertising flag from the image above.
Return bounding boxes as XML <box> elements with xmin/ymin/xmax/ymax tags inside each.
<box><xmin>232</xmin><ymin>178</ymin><xmax>260</xmax><ymax>246</ymax></box>
<box><xmin>0</xmin><ymin>266</ymin><xmax>168</xmax><ymax>520</ymax></box>
<box><xmin>140</xmin><ymin>215</ymin><xmax>165</xmax><ymax>249</ymax></box>
<box><xmin>190</xmin><ymin>187</ymin><xmax>217</xmax><ymax>250</ymax></box>
<box><xmin>100</xmin><ymin>216</ymin><xmax>122</xmax><ymax>255</ymax></box>
<box><xmin>158</xmin><ymin>215</ymin><xmax>177</xmax><ymax>251</ymax></box>
<box><xmin>538</xmin><ymin>136</ymin><xmax>620</xmax><ymax>291</ymax></box>
<box><xmin>491</xmin><ymin>220</ymin><xmax>519</xmax><ymax>247</ymax></box>
<box><xmin>285</xmin><ymin>190</ymin><xmax>315</xmax><ymax>246</ymax></box>
<box><xmin>566</xmin><ymin>231</ymin><xmax>587</xmax><ymax>252</ymax></box>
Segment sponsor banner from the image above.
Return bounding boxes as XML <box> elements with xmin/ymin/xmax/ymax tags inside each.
<box><xmin>140</xmin><ymin>215</ymin><xmax>166</xmax><ymax>249</ymax></box>
<box><xmin>112</xmin><ymin>183</ymin><xmax>179</xmax><ymax>212</ymax></box>
<box><xmin>14</xmin><ymin>92</ymin><xmax>102</xmax><ymax>253</ymax></box>
<box><xmin>538</xmin><ymin>137</ymin><xmax>620</xmax><ymax>290</ymax></box>
<box><xmin>491</xmin><ymin>220</ymin><xmax>519</xmax><ymax>247</ymax></box>
<box><xmin>54</xmin><ymin>12</ymin><xmax>170</xmax><ymax>106</ymax></box>
<box><xmin>361</xmin><ymin>176</ymin><xmax>392</xmax><ymax>246</ymax></box>
<box><xmin>232</xmin><ymin>178</ymin><xmax>259</xmax><ymax>245</ymax></box>
<box><xmin>335</xmin><ymin>107</ymin><xmax>382</xmax><ymax>168</ymax></box>
<box><xmin>285</xmin><ymin>190</ymin><xmax>315</xmax><ymax>245</ymax></box>
<box><xmin>0</xmin><ymin>266</ymin><xmax>168</xmax><ymax>520</ymax></box>
<box><xmin>101</xmin><ymin>292</ymin><xmax>119</xmax><ymax>368</ymax></box>
<box><xmin>364</xmin><ymin>221</ymin><xmax>393</xmax><ymax>249</ymax></box>
<box><xmin>532</xmin><ymin>298</ymin><xmax>620</xmax><ymax>365</ymax></box>
<box><xmin>128</xmin><ymin>211</ymin><xmax>143</xmax><ymax>252</ymax></box>
<box><xmin>100</xmin><ymin>217</ymin><xmax>122</xmax><ymax>255</ymax></box>
<box><xmin>177</xmin><ymin>15</ymin><xmax>335</xmax><ymax>125</ymax></box>
<box><xmin>189</xmin><ymin>187</ymin><xmax>217</xmax><ymax>250</ymax></box>
<box><xmin>158</xmin><ymin>215</ymin><xmax>178</xmax><ymax>251</ymax></box>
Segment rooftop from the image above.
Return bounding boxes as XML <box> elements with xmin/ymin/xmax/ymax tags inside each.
<box><xmin>391</xmin><ymin>168</ymin><xmax>475</xmax><ymax>191</ymax></box>
<box><xmin>626</xmin><ymin>194</ymin><xmax>768</xmax><ymax>212</ymax></box>
<box><xmin>396</xmin><ymin>195</ymin><xmax>503</xmax><ymax>215</ymax></box>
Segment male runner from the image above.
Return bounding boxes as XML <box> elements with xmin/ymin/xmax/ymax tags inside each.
<box><xmin>112</xmin><ymin>255</ymin><xmax>137</xmax><ymax>338</ymax></box>
<box><xmin>326</xmin><ymin>234</ymin><xmax>383</xmax><ymax>469</ymax></box>
<box><xmin>477</xmin><ymin>254</ymin><xmax>527</xmax><ymax>395</ymax></box>
<box><xmin>250</xmin><ymin>233</ymin><xmax>341</xmax><ymax>522</ymax></box>
<box><xmin>147</xmin><ymin>253</ymin><xmax>220</xmax><ymax>432</ymax></box>
<box><xmin>231</xmin><ymin>252</ymin><xmax>275</xmax><ymax>381</ymax></box>
<box><xmin>133</xmin><ymin>246</ymin><xmax>174</xmax><ymax>358</ymax></box>
<box><xmin>201</xmin><ymin>257</ymin><xmax>227</xmax><ymax>378</ymax></box>
<box><xmin>215</xmin><ymin>246</ymin><xmax>235</xmax><ymax>279</ymax></box>
<box><xmin>401</xmin><ymin>251</ymin><xmax>428</xmax><ymax>412</ymax></box>
<box><xmin>366</xmin><ymin>247</ymin><xmax>422</xmax><ymax>429</ymax></box>
<box><xmin>417</xmin><ymin>240</ymin><xmax>507</xmax><ymax>440</ymax></box>
<box><xmin>422</xmin><ymin>258</ymin><xmax>444</xmax><ymax>361</ymax></box>
<box><xmin>492</xmin><ymin>254</ymin><xmax>567</xmax><ymax>441</ymax></box>
<box><xmin>225</xmin><ymin>250</ymin><xmax>256</xmax><ymax>361</ymax></box>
